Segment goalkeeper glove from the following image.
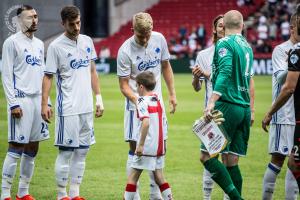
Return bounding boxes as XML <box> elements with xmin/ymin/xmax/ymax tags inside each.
<box><xmin>211</xmin><ymin>110</ymin><xmax>225</xmax><ymax>125</ymax></box>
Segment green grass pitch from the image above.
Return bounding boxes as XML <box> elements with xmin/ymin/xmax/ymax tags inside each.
<box><xmin>0</xmin><ymin>74</ymin><xmax>289</xmax><ymax>199</ymax></box>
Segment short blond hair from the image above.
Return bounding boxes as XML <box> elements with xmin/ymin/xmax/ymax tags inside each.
<box><xmin>132</xmin><ymin>12</ymin><xmax>153</xmax><ymax>33</ymax></box>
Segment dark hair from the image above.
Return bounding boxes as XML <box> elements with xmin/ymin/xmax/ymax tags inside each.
<box><xmin>61</xmin><ymin>5</ymin><xmax>80</xmax><ymax>22</ymax></box>
<box><xmin>212</xmin><ymin>15</ymin><xmax>224</xmax><ymax>44</ymax></box>
<box><xmin>136</xmin><ymin>71</ymin><xmax>156</xmax><ymax>91</ymax></box>
<box><xmin>17</xmin><ymin>5</ymin><xmax>33</xmax><ymax>16</ymax></box>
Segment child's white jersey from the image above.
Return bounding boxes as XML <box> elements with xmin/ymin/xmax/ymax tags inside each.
<box><xmin>136</xmin><ymin>93</ymin><xmax>165</xmax><ymax>156</ymax></box>
<box><xmin>271</xmin><ymin>40</ymin><xmax>295</xmax><ymax>125</ymax></box>
<box><xmin>2</xmin><ymin>31</ymin><xmax>44</xmax><ymax>108</ymax></box>
<box><xmin>195</xmin><ymin>45</ymin><xmax>214</xmax><ymax>108</ymax></box>
<box><xmin>117</xmin><ymin>31</ymin><xmax>170</xmax><ymax>110</ymax></box>
<box><xmin>45</xmin><ymin>34</ymin><xmax>97</xmax><ymax>116</ymax></box>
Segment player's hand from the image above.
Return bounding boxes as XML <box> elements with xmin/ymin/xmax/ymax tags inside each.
<box><xmin>204</xmin><ymin>102</ymin><xmax>215</xmax><ymax>122</ymax></box>
<box><xmin>135</xmin><ymin>145</ymin><xmax>144</xmax><ymax>156</ymax></box>
<box><xmin>251</xmin><ymin>110</ymin><xmax>255</xmax><ymax>126</ymax></box>
<box><xmin>41</xmin><ymin>104</ymin><xmax>52</xmax><ymax>123</ymax></box>
<box><xmin>169</xmin><ymin>94</ymin><xmax>177</xmax><ymax>114</ymax></box>
<box><xmin>262</xmin><ymin>112</ymin><xmax>272</xmax><ymax>132</ymax></box>
<box><xmin>95</xmin><ymin>105</ymin><xmax>104</xmax><ymax>118</ymax></box>
<box><xmin>211</xmin><ymin>110</ymin><xmax>225</xmax><ymax>125</ymax></box>
<box><xmin>191</xmin><ymin>65</ymin><xmax>204</xmax><ymax>78</ymax></box>
<box><xmin>11</xmin><ymin>107</ymin><xmax>23</xmax><ymax>118</ymax></box>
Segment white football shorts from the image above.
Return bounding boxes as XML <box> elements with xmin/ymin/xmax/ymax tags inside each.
<box><xmin>8</xmin><ymin>95</ymin><xmax>50</xmax><ymax>143</ymax></box>
<box><xmin>131</xmin><ymin>155</ymin><xmax>165</xmax><ymax>171</ymax></box>
<box><xmin>55</xmin><ymin>112</ymin><xmax>95</xmax><ymax>147</ymax></box>
<box><xmin>269</xmin><ymin>124</ymin><xmax>295</xmax><ymax>156</ymax></box>
<box><xmin>124</xmin><ymin>108</ymin><xmax>168</xmax><ymax>142</ymax></box>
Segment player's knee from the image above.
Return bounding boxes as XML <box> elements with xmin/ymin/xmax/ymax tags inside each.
<box><xmin>271</xmin><ymin>153</ymin><xmax>285</xmax><ymax>167</ymax></box>
<box><xmin>75</xmin><ymin>146</ymin><xmax>89</xmax><ymax>157</ymax></box>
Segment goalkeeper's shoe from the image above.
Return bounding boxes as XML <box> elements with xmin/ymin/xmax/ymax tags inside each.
<box><xmin>71</xmin><ymin>197</ymin><xmax>86</xmax><ymax>200</ymax></box>
<box><xmin>16</xmin><ymin>195</ymin><xmax>35</xmax><ymax>200</ymax></box>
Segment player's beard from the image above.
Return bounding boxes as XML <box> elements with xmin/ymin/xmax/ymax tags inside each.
<box><xmin>26</xmin><ymin>23</ymin><xmax>37</xmax><ymax>33</ymax></box>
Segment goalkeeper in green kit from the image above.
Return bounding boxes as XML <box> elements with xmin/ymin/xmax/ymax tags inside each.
<box><xmin>201</xmin><ymin>10</ymin><xmax>254</xmax><ymax>199</ymax></box>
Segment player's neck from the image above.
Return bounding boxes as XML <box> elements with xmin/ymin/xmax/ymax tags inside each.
<box><xmin>23</xmin><ymin>31</ymin><xmax>34</xmax><ymax>39</ymax></box>
<box><xmin>141</xmin><ymin>90</ymin><xmax>152</xmax><ymax>96</ymax></box>
<box><xmin>225</xmin><ymin>29</ymin><xmax>241</xmax><ymax>36</ymax></box>
<box><xmin>64</xmin><ymin>32</ymin><xmax>78</xmax><ymax>42</ymax></box>
<box><xmin>290</xmin><ymin>36</ymin><xmax>298</xmax><ymax>45</ymax></box>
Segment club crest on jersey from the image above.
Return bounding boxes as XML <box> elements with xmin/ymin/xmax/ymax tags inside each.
<box><xmin>86</xmin><ymin>47</ymin><xmax>91</xmax><ymax>53</ymax></box>
<box><xmin>155</xmin><ymin>47</ymin><xmax>160</xmax><ymax>53</ymax></box>
<box><xmin>138</xmin><ymin>58</ymin><xmax>160</xmax><ymax>71</ymax></box>
<box><xmin>70</xmin><ymin>57</ymin><xmax>90</xmax><ymax>69</ymax></box>
<box><xmin>26</xmin><ymin>55</ymin><xmax>42</xmax><ymax>66</ymax></box>
<box><xmin>218</xmin><ymin>48</ymin><xmax>227</xmax><ymax>57</ymax></box>
<box><xmin>290</xmin><ymin>54</ymin><xmax>299</xmax><ymax>64</ymax></box>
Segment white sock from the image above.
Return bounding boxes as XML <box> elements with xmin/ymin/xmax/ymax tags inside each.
<box><xmin>17</xmin><ymin>153</ymin><xmax>35</xmax><ymax>198</ymax></box>
<box><xmin>262</xmin><ymin>162</ymin><xmax>281</xmax><ymax>200</ymax></box>
<box><xmin>126</xmin><ymin>153</ymin><xmax>140</xmax><ymax>200</ymax></box>
<box><xmin>285</xmin><ymin>168</ymin><xmax>299</xmax><ymax>200</ymax></box>
<box><xmin>149</xmin><ymin>171</ymin><xmax>162</xmax><ymax>200</ymax></box>
<box><xmin>159</xmin><ymin>183</ymin><xmax>173</xmax><ymax>200</ymax></box>
<box><xmin>1</xmin><ymin>152</ymin><xmax>21</xmax><ymax>200</ymax></box>
<box><xmin>69</xmin><ymin>148</ymin><xmax>89</xmax><ymax>198</ymax></box>
<box><xmin>124</xmin><ymin>184</ymin><xmax>136</xmax><ymax>200</ymax></box>
<box><xmin>203</xmin><ymin>169</ymin><xmax>214</xmax><ymax>200</ymax></box>
<box><xmin>55</xmin><ymin>150</ymin><xmax>73</xmax><ymax>199</ymax></box>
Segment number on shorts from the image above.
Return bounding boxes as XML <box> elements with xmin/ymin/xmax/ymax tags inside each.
<box><xmin>41</xmin><ymin>122</ymin><xmax>48</xmax><ymax>134</ymax></box>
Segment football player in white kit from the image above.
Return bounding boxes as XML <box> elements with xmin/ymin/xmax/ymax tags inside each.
<box><xmin>262</xmin><ymin>13</ymin><xmax>299</xmax><ymax>200</ymax></box>
<box><xmin>192</xmin><ymin>15</ymin><xmax>255</xmax><ymax>200</ymax></box>
<box><xmin>41</xmin><ymin>6</ymin><xmax>104</xmax><ymax>200</ymax></box>
<box><xmin>117</xmin><ymin>12</ymin><xmax>177</xmax><ymax>200</ymax></box>
<box><xmin>124</xmin><ymin>71</ymin><xmax>173</xmax><ymax>200</ymax></box>
<box><xmin>1</xmin><ymin>5</ymin><xmax>50</xmax><ymax>200</ymax></box>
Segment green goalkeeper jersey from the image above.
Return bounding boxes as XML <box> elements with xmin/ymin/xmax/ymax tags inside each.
<box><xmin>211</xmin><ymin>34</ymin><xmax>253</xmax><ymax>106</ymax></box>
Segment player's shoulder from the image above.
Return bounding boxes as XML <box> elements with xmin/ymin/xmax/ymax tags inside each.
<box><xmin>49</xmin><ymin>34</ymin><xmax>65</xmax><ymax>47</ymax></box>
<box><xmin>3</xmin><ymin>32</ymin><xmax>22</xmax><ymax>46</ymax></box>
<box><xmin>117</xmin><ymin>36</ymin><xmax>133</xmax><ymax>56</ymax></box>
<box><xmin>151</xmin><ymin>31</ymin><xmax>165</xmax><ymax>39</ymax></box>
<box><xmin>78</xmin><ymin>34</ymin><xmax>93</xmax><ymax>42</ymax></box>
<box><xmin>274</xmin><ymin>40</ymin><xmax>293</xmax><ymax>54</ymax></box>
<box><xmin>33</xmin><ymin>37</ymin><xmax>44</xmax><ymax>47</ymax></box>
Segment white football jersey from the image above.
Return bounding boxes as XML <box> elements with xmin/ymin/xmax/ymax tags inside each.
<box><xmin>136</xmin><ymin>93</ymin><xmax>165</xmax><ymax>156</ymax></box>
<box><xmin>2</xmin><ymin>32</ymin><xmax>45</xmax><ymax>108</ymax></box>
<box><xmin>45</xmin><ymin>34</ymin><xmax>97</xmax><ymax>116</ymax></box>
<box><xmin>195</xmin><ymin>45</ymin><xmax>214</xmax><ymax>108</ymax></box>
<box><xmin>271</xmin><ymin>40</ymin><xmax>295</xmax><ymax>125</ymax></box>
<box><xmin>117</xmin><ymin>31</ymin><xmax>170</xmax><ymax>110</ymax></box>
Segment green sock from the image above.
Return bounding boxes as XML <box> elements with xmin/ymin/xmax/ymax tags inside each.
<box><xmin>227</xmin><ymin>165</ymin><xmax>243</xmax><ymax>195</ymax></box>
<box><xmin>203</xmin><ymin>158</ymin><xmax>242</xmax><ymax>199</ymax></box>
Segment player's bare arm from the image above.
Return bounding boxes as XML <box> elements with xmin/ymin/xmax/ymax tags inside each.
<box><xmin>119</xmin><ymin>77</ymin><xmax>138</xmax><ymax>105</ymax></box>
<box><xmin>91</xmin><ymin>60</ymin><xmax>104</xmax><ymax>118</ymax></box>
<box><xmin>161</xmin><ymin>60</ymin><xmax>177</xmax><ymax>114</ymax></box>
<box><xmin>41</xmin><ymin>74</ymin><xmax>53</xmax><ymax>123</ymax></box>
<box><xmin>262</xmin><ymin>71</ymin><xmax>300</xmax><ymax>132</ymax></box>
<box><xmin>250</xmin><ymin>77</ymin><xmax>255</xmax><ymax>126</ymax></box>
<box><xmin>135</xmin><ymin>118</ymin><xmax>150</xmax><ymax>156</ymax></box>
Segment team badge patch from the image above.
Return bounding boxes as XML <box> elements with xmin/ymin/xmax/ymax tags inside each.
<box><xmin>290</xmin><ymin>54</ymin><xmax>299</xmax><ymax>64</ymax></box>
<box><xmin>218</xmin><ymin>48</ymin><xmax>227</xmax><ymax>57</ymax></box>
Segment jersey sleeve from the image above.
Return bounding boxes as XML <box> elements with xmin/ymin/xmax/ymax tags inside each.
<box><xmin>117</xmin><ymin>47</ymin><xmax>131</xmax><ymax>77</ymax></box>
<box><xmin>288</xmin><ymin>48</ymin><xmax>300</xmax><ymax>71</ymax></box>
<box><xmin>213</xmin><ymin>41</ymin><xmax>233</xmax><ymax>96</ymax></box>
<box><xmin>45</xmin><ymin>44</ymin><xmax>58</xmax><ymax>74</ymax></box>
<box><xmin>136</xmin><ymin>97</ymin><xmax>149</xmax><ymax>120</ymax></box>
<box><xmin>195</xmin><ymin>51</ymin><xmax>207</xmax><ymax>80</ymax></box>
<box><xmin>1</xmin><ymin>38</ymin><xmax>19</xmax><ymax>109</ymax></box>
<box><xmin>89</xmin><ymin>37</ymin><xmax>97</xmax><ymax>61</ymax></box>
<box><xmin>160</xmin><ymin>34</ymin><xmax>170</xmax><ymax>61</ymax></box>
<box><xmin>272</xmin><ymin>45</ymin><xmax>288</xmax><ymax>80</ymax></box>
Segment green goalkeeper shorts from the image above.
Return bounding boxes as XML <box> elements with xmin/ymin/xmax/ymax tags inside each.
<box><xmin>200</xmin><ymin>101</ymin><xmax>251</xmax><ymax>156</ymax></box>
